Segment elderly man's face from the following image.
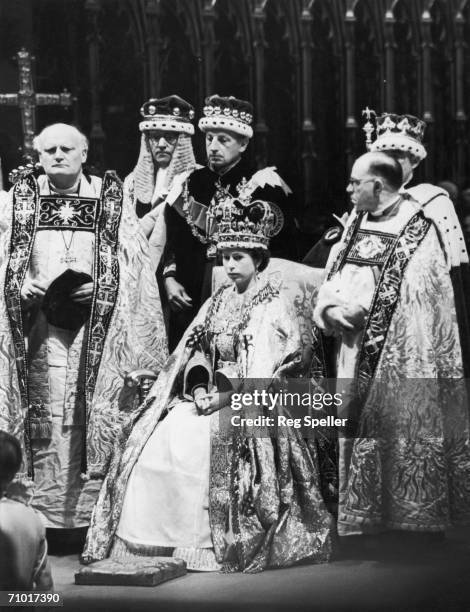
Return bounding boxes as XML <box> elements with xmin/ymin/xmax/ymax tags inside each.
<box><xmin>346</xmin><ymin>157</ymin><xmax>379</xmax><ymax>212</ymax></box>
<box><xmin>147</xmin><ymin>131</ymin><xmax>178</xmax><ymax>168</ymax></box>
<box><xmin>38</xmin><ymin>125</ymin><xmax>87</xmax><ymax>188</ymax></box>
<box><xmin>205</xmin><ymin>130</ymin><xmax>248</xmax><ymax>172</ymax></box>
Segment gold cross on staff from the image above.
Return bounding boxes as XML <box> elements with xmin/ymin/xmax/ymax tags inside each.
<box><xmin>362</xmin><ymin>106</ymin><xmax>376</xmax><ymax>121</ymax></box>
<box><xmin>0</xmin><ymin>48</ymin><xmax>73</xmax><ymax>155</ymax></box>
<box><xmin>361</xmin><ymin>107</ymin><xmax>377</xmax><ymax>151</ymax></box>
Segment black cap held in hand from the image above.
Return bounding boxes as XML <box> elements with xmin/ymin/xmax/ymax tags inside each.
<box><xmin>41</xmin><ymin>269</ymin><xmax>93</xmax><ymax>331</ymax></box>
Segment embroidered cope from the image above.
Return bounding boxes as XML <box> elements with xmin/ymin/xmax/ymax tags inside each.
<box><xmin>314</xmin><ymin>200</ymin><xmax>470</xmax><ymax>534</ymax></box>
<box><xmin>0</xmin><ymin>173</ymin><xmax>168</xmax><ymax>528</ymax></box>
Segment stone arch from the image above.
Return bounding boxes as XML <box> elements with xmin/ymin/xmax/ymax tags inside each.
<box><xmin>212</xmin><ymin>0</ymin><xmax>253</xmax><ymax>99</ymax></box>
<box><xmin>417</xmin><ymin>0</ymin><xmax>454</xmax><ymax>180</ymax></box>
<box><xmin>384</xmin><ymin>0</ymin><xmax>421</xmax><ymax>115</ymax></box>
<box><xmin>308</xmin><ymin>0</ymin><xmax>348</xmax><ymax>219</ymax></box>
<box><xmin>352</xmin><ymin>0</ymin><xmax>383</xmax><ymax>134</ymax></box>
<box><xmin>158</xmin><ymin>0</ymin><xmax>201</xmax><ymax>104</ymax></box>
<box><xmin>263</xmin><ymin>0</ymin><xmax>300</xmax><ymax>176</ymax></box>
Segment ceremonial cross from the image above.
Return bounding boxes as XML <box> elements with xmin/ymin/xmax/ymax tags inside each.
<box><xmin>89</xmin><ymin>346</ymin><xmax>102</xmax><ymax>366</ymax></box>
<box><xmin>362</xmin><ymin>107</ymin><xmax>377</xmax><ymax>151</ymax></box>
<box><xmin>102</xmin><ymin>250</ymin><xmax>114</xmax><ymax>286</ymax></box>
<box><xmin>97</xmin><ymin>287</ymin><xmax>115</xmax><ymax>311</ymax></box>
<box><xmin>362</xmin><ymin>106</ymin><xmax>376</xmax><ymax>121</ymax></box>
<box><xmin>0</xmin><ymin>48</ymin><xmax>73</xmax><ymax>155</ymax></box>
<box><xmin>60</xmin><ymin>252</ymin><xmax>77</xmax><ymax>265</ymax></box>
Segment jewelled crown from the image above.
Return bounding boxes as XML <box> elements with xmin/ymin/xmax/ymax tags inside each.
<box><xmin>198</xmin><ymin>95</ymin><xmax>254</xmax><ymax>138</ymax></box>
<box><xmin>213</xmin><ymin>181</ymin><xmax>283</xmax><ymax>251</ymax></box>
<box><xmin>363</xmin><ymin>109</ymin><xmax>427</xmax><ymax>161</ymax></box>
<box><xmin>139</xmin><ymin>95</ymin><xmax>195</xmax><ymax>135</ymax></box>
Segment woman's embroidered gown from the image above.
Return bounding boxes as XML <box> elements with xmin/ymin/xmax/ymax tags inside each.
<box><xmin>83</xmin><ymin>275</ymin><xmax>332</xmax><ymax>572</ymax></box>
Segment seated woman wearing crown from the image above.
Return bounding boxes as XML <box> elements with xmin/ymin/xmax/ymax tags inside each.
<box><xmin>82</xmin><ymin>193</ymin><xmax>332</xmax><ymax>572</ymax></box>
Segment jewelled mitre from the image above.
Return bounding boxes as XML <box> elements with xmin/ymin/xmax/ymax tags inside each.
<box><xmin>198</xmin><ymin>95</ymin><xmax>254</xmax><ymax>138</ymax></box>
<box><xmin>213</xmin><ymin>182</ymin><xmax>284</xmax><ymax>251</ymax></box>
<box><xmin>363</xmin><ymin>109</ymin><xmax>427</xmax><ymax>161</ymax></box>
<box><xmin>139</xmin><ymin>94</ymin><xmax>195</xmax><ymax>135</ymax></box>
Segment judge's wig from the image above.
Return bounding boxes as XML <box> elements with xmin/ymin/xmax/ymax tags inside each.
<box><xmin>133</xmin><ymin>133</ymin><xmax>196</xmax><ymax>204</ymax></box>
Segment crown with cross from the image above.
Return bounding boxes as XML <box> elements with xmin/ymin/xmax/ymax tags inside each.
<box><xmin>362</xmin><ymin>108</ymin><xmax>427</xmax><ymax>161</ymax></box>
<box><xmin>212</xmin><ymin>180</ymin><xmax>283</xmax><ymax>251</ymax></box>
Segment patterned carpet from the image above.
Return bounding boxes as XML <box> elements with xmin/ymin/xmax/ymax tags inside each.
<box><xmin>48</xmin><ymin>529</ymin><xmax>470</xmax><ymax>612</ymax></box>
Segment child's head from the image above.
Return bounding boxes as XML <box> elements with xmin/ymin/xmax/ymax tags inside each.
<box><xmin>0</xmin><ymin>431</ymin><xmax>22</xmax><ymax>495</ymax></box>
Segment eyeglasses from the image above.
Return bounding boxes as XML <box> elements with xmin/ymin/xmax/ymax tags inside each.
<box><xmin>148</xmin><ymin>132</ymin><xmax>178</xmax><ymax>145</ymax></box>
<box><xmin>348</xmin><ymin>177</ymin><xmax>375</xmax><ymax>188</ymax></box>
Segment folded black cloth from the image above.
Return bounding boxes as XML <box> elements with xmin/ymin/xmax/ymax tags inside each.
<box><xmin>302</xmin><ymin>225</ymin><xmax>343</xmax><ymax>268</ymax></box>
<box><xmin>41</xmin><ymin>269</ymin><xmax>93</xmax><ymax>331</ymax></box>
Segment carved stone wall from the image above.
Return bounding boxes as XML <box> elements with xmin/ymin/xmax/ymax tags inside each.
<box><xmin>1</xmin><ymin>0</ymin><xmax>469</xmax><ymax>242</ymax></box>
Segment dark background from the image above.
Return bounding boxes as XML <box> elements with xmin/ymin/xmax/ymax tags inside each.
<box><xmin>0</xmin><ymin>0</ymin><xmax>469</xmax><ymax>253</ymax></box>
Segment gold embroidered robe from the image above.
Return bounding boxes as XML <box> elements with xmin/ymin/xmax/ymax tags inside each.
<box><xmin>83</xmin><ymin>272</ymin><xmax>332</xmax><ymax>571</ymax></box>
<box><xmin>0</xmin><ymin>172</ymin><xmax>168</xmax><ymax>527</ymax></box>
<box><xmin>315</xmin><ymin>204</ymin><xmax>470</xmax><ymax>534</ymax></box>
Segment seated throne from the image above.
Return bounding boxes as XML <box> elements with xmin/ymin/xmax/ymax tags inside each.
<box><xmin>125</xmin><ymin>258</ymin><xmax>325</xmax><ymax>398</ymax></box>
<box><xmin>124</xmin><ymin>258</ymin><xmax>336</xmax><ymax>508</ymax></box>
